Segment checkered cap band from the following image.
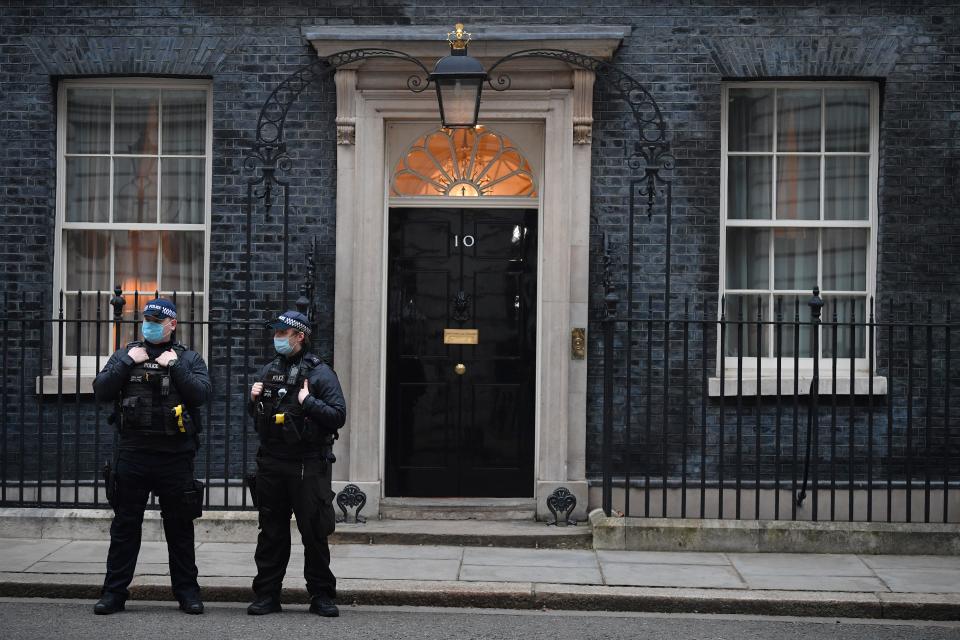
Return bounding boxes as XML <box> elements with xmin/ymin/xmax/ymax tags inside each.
<box><xmin>278</xmin><ymin>314</ymin><xmax>311</xmax><ymax>334</ymax></box>
<box><xmin>143</xmin><ymin>301</ymin><xmax>177</xmax><ymax>319</ymax></box>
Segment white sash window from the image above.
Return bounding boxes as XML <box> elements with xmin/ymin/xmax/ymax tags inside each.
<box><xmin>55</xmin><ymin>79</ymin><xmax>211</xmax><ymax>371</ymax></box>
<box><xmin>718</xmin><ymin>82</ymin><xmax>880</xmax><ymax>391</ymax></box>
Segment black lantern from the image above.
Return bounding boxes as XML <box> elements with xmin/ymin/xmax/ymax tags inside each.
<box><xmin>430</xmin><ymin>24</ymin><xmax>487</xmax><ymax>128</ymax></box>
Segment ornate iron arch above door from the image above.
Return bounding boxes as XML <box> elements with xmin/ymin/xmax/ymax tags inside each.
<box><xmin>243</xmin><ymin>45</ymin><xmax>675</xmax><ymax>329</ymax></box>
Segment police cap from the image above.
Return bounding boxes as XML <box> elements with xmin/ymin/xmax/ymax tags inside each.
<box><xmin>267</xmin><ymin>310</ymin><xmax>311</xmax><ymax>335</ymax></box>
<box><xmin>142</xmin><ymin>298</ymin><xmax>177</xmax><ymax>320</ymax></box>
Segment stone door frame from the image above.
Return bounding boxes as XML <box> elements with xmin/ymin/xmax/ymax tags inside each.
<box><xmin>306</xmin><ymin>25</ymin><xmax>630</xmax><ymax>519</ymax></box>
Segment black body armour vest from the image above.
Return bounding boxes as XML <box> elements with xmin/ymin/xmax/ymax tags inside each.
<box><xmin>254</xmin><ymin>353</ymin><xmax>327</xmax><ymax>446</ymax></box>
<box><xmin>120</xmin><ymin>343</ymin><xmax>195</xmax><ymax>437</ymax></box>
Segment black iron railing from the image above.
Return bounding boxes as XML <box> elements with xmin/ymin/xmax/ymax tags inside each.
<box><xmin>0</xmin><ymin>288</ymin><xmax>286</xmax><ymax>511</ymax></box>
<box><xmin>599</xmin><ymin>289</ymin><xmax>958</xmax><ymax>523</ymax></box>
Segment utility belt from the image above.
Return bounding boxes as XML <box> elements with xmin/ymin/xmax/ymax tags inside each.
<box><xmin>102</xmin><ymin>461</ymin><xmax>204</xmax><ymax>520</ymax></box>
<box><xmin>245</xmin><ymin>446</ymin><xmax>335</xmax><ymax>509</ymax></box>
<box><xmin>119</xmin><ymin>395</ymin><xmax>194</xmax><ymax>437</ymax></box>
<box><xmin>254</xmin><ymin>401</ymin><xmax>333</xmax><ymax>446</ymax></box>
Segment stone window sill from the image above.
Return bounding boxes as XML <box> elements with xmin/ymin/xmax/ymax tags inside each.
<box><xmin>708</xmin><ymin>375</ymin><xmax>887</xmax><ymax>397</ymax></box>
<box><xmin>36</xmin><ymin>373</ymin><xmax>96</xmax><ymax>395</ymax></box>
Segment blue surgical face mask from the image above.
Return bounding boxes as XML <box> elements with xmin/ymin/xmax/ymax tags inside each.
<box><xmin>142</xmin><ymin>320</ymin><xmax>166</xmax><ymax>344</ymax></box>
<box><xmin>274</xmin><ymin>337</ymin><xmax>294</xmax><ymax>355</ymax></box>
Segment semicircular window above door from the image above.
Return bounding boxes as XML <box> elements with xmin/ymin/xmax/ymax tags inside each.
<box><xmin>391</xmin><ymin>127</ymin><xmax>538</xmax><ymax>198</ymax></box>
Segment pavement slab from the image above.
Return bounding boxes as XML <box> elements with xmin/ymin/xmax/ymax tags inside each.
<box><xmin>1</xmin><ymin>534</ymin><xmax>960</xmax><ymax>619</ymax></box>
<box><xmin>741</xmin><ymin>574</ymin><xmax>891</xmax><ymax>592</ymax></box>
<box><xmin>331</xmin><ymin>557</ymin><xmax>462</xmax><ymax>581</ymax></box>
<box><xmin>458</xmin><ymin>564</ymin><xmax>602</xmax><ymax>585</ymax></box>
<box><xmin>729</xmin><ymin>552</ymin><xmax>875</xmax><ymax>577</ymax></box>
<box><xmin>334</xmin><ymin>544</ymin><xmax>464</xmax><ymax>560</ymax></box>
<box><xmin>461</xmin><ymin>547</ymin><xmax>597</xmax><ymax>568</ymax></box>
<box><xmin>44</xmin><ymin>540</ymin><xmax>172</xmax><ymax>564</ymax></box>
<box><xmin>0</xmin><ymin>539</ymin><xmax>70</xmax><ymax>571</ymax></box>
<box><xmin>861</xmin><ymin>555</ymin><xmax>960</xmax><ymax>571</ymax></box>
<box><xmin>24</xmin><ymin>561</ymin><xmax>168</xmax><ymax>576</ymax></box>
<box><xmin>872</xmin><ymin>568</ymin><xmax>960</xmax><ymax>594</ymax></box>
<box><xmin>596</xmin><ymin>550</ymin><xmax>730</xmax><ymax>565</ymax></box>
<box><xmin>600</xmin><ymin>562</ymin><xmax>746</xmax><ymax>589</ymax></box>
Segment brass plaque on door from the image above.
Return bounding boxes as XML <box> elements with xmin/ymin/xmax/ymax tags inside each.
<box><xmin>444</xmin><ymin>328</ymin><xmax>479</xmax><ymax>345</ymax></box>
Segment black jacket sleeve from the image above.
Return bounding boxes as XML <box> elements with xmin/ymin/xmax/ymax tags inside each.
<box><xmin>247</xmin><ymin>361</ymin><xmax>272</xmax><ymax>418</ymax></box>
<box><xmin>92</xmin><ymin>348</ymin><xmax>136</xmax><ymax>403</ymax></box>
<box><xmin>301</xmin><ymin>364</ymin><xmax>347</xmax><ymax>436</ymax></box>
<box><xmin>169</xmin><ymin>349</ymin><xmax>212</xmax><ymax>408</ymax></box>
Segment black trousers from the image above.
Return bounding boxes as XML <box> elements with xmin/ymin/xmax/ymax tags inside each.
<box><xmin>252</xmin><ymin>453</ymin><xmax>337</xmax><ymax>600</ymax></box>
<box><xmin>102</xmin><ymin>450</ymin><xmax>200</xmax><ymax>601</ymax></box>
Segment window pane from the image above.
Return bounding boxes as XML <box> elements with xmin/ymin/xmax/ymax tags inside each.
<box><xmin>726</xmin><ymin>228</ymin><xmax>770</xmax><ymax>290</ymax></box>
<box><xmin>825</xmin><ymin>156</ymin><xmax>869</xmax><ymax>220</ymax></box>
<box><xmin>66</xmin><ymin>88</ymin><xmax>110</xmax><ymax>154</ymax></box>
<box><xmin>773</xmin><ymin>295</ymin><xmax>813</xmax><ymax>358</ymax></box>
<box><xmin>825</xmin><ymin>88</ymin><xmax>870</xmax><ymax>152</ymax></box>
<box><xmin>777</xmin><ymin>89</ymin><xmax>821</xmax><ymax>152</ymax></box>
<box><xmin>728</xmin><ymin>88</ymin><xmax>773</xmax><ymax>152</ymax></box>
<box><xmin>822</xmin><ymin>296</ymin><xmax>866</xmax><ymax>359</ymax></box>
<box><xmin>114</xmin><ymin>231</ymin><xmax>159</xmax><ymax>294</ymax></box>
<box><xmin>114</xmin><ymin>156</ymin><xmax>158</xmax><ymax>223</ymax></box>
<box><xmin>723</xmin><ymin>295</ymin><xmax>767</xmax><ymax>357</ymax></box>
<box><xmin>728</xmin><ymin>156</ymin><xmax>771</xmax><ymax>219</ymax></box>
<box><xmin>774</xmin><ymin>228</ymin><xmax>818</xmax><ymax>290</ymax></box>
<box><xmin>64</xmin><ymin>230</ymin><xmax>110</xmax><ymax>291</ymax></box>
<box><xmin>162</xmin><ymin>89</ymin><xmax>207</xmax><ymax>155</ymax></box>
<box><xmin>64</xmin><ymin>293</ymin><xmax>112</xmax><ymax>358</ymax></box>
<box><xmin>160</xmin><ymin>231</ymin><xmax>204</xmax><ymax>292</ymax></box>
<box><xmin>776</xmin><ymin>156</ymin><xmax>820</xmax><ymax>220</ymax></box>
<box><xmin>160</xmin><ymin>158</ymin><xmax>205</xmax><ymax>224</ymax></box>
<box><xmin>823</xmin><ymin>229</ymin><xmax>868</xmax><ymax>291</ymax></box>
<box><xmin>114</xmin><ymin>89</ymin><xmax>159</xmax><ymax>155</ymax></box>
<box><xmin>64</xmin><ymin>157</ymin><xmax>110</xmax><ymax>222</ymax></box>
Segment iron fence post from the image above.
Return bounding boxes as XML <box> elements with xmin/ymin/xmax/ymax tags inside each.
<box><xmin>797</xmin><ymin>287</ymin><xmax>823</xmax><ymax>513</ymax></box>
<box><xmin>601</xmin><ymin>234</ymin><xmax>619</xmax><ymax>517</ymax></box>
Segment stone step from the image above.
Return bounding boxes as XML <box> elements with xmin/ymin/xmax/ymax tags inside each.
<box><xmin>0</xmin><ymin>508</ymin><xmax>593</xmax><ymax>549</ymax></box>
<box><xmin>379</xmin><ymin>497</ymin><xmax>537</xmax><ymax>521</ymax></box>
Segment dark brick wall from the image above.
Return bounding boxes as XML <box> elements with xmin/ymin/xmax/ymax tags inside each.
<box><xmin>0</xmin><ymin>1</ymin><xmax>958</xmax><ymax>498</ymax></box>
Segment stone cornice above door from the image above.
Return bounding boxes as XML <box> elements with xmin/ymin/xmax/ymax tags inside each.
<box><xmin>304</xmin><ymin>24</ymin><xmax>628</xmax><ymax>146</ymax></box>
<box><xmin>302</xmin><ymin>24</ymin><xmax>630</xmax><ymax>63</ymax></box>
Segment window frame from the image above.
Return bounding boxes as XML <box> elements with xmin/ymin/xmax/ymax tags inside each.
<box><xmin>52</xmin><ymin>77</ymin><xmax>212</xmax><ymax>375</ymax></box>
<box><xmin>718</xmin><ymin>81</ymin><xmax>880</xmax><ymax>377</ymax></box>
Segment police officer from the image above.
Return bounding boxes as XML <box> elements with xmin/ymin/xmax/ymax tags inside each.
<box><xmin>246</xmin><ymin>310</ymin><xmax>346</xmax><ymax>618</ymax></box>
<box><xmin>92</xmin><ymin>298</ymin><xmax>211</xmax><ymax>615</ymax></box>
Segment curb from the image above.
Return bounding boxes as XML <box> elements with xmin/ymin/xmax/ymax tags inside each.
<box><xmin>1</xmin><ymin>579</ymin><xmax>958</xmax><ymax>621</ymax></box>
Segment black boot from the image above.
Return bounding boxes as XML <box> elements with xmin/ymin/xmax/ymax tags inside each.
<box><xmin>179</xmin><ymin>596</ymin><xmax>205</xmax><ymax>615</ymax></box>
<box><xmin>309</xmin><ymin>595</ymin><xmax>339</xmax><ymax>618</ymax></box>
<box><xmin>93</xmin><ymin>592</ymin><xmax>126</xmax><ymax>615</ymax></box>
<box><xmin>247</xmin><ymin>595</ymin><xmax>282</xmax><ymax>615</ymax></box>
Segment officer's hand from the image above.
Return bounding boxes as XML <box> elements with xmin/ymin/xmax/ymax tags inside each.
<box><xmin>127</xmin><ymin>346</ymin><xmax>149</xmax><ymax>364</ymax></box>
<box><xmin>250</xmin><ymin>382</ymin><xmax>264</xmax><ymax>402</ymax></box>
<box><xmin>156</xmin><ymin>350</ymin><xmax>178</xmax><ymax>368</ymax></box>
<box><xmin>298</xmin><ymin>379</ymin><xmax>310</xmax><ymax>405</ymax></box>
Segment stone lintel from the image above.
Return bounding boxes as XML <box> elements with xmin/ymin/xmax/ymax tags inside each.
<box><xmin>303</xmin><ymin>24</ymin><xmax>630</xmax><ymax>63</ymax></box>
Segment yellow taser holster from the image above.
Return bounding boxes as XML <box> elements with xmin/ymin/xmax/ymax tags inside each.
<box><xmin>172</xmin><ymin>405</ymin><xmax>185</xmax><ymax>432</ymax></box>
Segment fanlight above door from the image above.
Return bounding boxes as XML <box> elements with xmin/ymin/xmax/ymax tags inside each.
<box><xmin>391</xmin><ymin>127</ymin><xmax>537</xmax><ymax>198</ymax></box>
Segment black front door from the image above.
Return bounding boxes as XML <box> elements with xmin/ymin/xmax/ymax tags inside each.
<box><xmin>386</xmin><ymin>208</ymin><xmax>537</xmax><ymax>497</ymax></box>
